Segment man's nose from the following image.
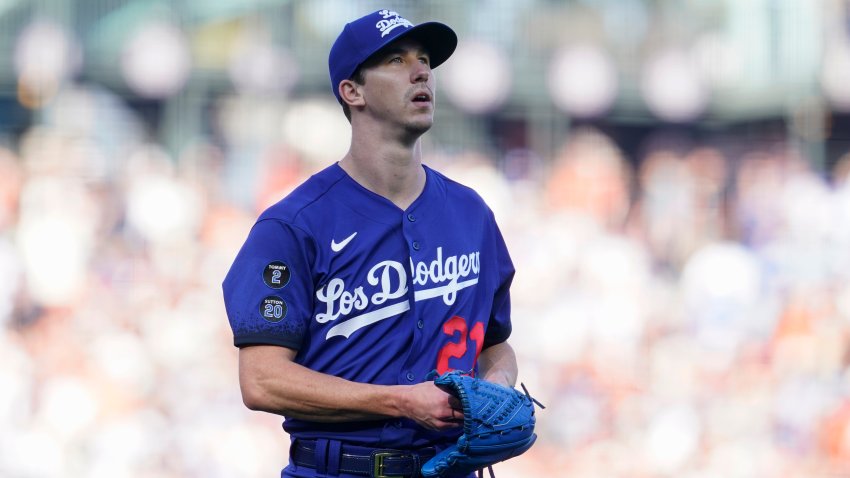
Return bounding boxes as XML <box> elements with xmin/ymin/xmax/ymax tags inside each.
<box><xmin>412</xmin><ymin>63</ymin><xmax>431</xmax><ymax>83</ymax></box>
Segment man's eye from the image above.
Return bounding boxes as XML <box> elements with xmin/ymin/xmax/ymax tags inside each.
<box><xmin>390</xmin><ymin>57</ymin><xmax>403</xmax><ymax>63</ymax></box>
<box><xmin>420</xmin><ymin>57</ymin><xmax>430</xmax><ymax>65</ymax></box>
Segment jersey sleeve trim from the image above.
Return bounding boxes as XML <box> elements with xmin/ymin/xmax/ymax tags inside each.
<box><xmin>483</xmin><ymin>323</ymin><xmax>512</xmax><ymax>349</ymax></box>
<box><xmin>234</xmin><ymin>334</ymin><xmax>302</xmax><ymax>350</ymax></box>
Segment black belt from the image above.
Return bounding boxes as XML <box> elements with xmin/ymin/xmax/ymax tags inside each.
<box><xmin>292</xmin><ymin>439</ymin><xmax>436</xmax><ymax>478</ymax></box>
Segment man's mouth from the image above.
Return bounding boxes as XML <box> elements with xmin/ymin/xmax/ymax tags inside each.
<box><xmin>412</xmin><ymin>92</ymin><xmax>432</xmax><ymax>104</ymax></box>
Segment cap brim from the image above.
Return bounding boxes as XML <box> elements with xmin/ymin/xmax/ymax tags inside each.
<box><xmin>357</xmin><ymin>21</ymin><xmax>457</xmax><ymax>72</ymax></box>
<box><xmin>401</xmin><ymin>22</ymin><xmax>457</xmax><ymax>69</ymax></box>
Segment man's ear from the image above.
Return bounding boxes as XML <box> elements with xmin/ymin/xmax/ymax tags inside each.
<box><xmin>339</xmin><ymin>80</ymin><xmax>366</xmax><ymax>108</ymax></box>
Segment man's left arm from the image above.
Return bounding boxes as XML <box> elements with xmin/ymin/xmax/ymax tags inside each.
<box><xmin>477</xmin><ymin>341</ymin><xmax>518</xmax><ymax>387</ymax></box>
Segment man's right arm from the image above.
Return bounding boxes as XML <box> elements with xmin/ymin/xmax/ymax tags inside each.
<box><xmin>238</xmin><ymin>345</ymin><xmax>463</xmax><ymax>430</ymax></box>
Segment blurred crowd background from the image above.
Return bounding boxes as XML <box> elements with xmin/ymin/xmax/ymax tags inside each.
<box><xmin>2</xmin><ymin>0</ymin><xmax>850</xmax><ymax>477</ymax></box>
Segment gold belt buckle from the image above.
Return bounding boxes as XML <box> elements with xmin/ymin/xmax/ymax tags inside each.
<box><xmin>372</xmin><ymin>451</ymin><xmax>406</xmax><ymax>478</ymax></box>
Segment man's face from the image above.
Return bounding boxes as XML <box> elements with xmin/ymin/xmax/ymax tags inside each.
<box><xmin>357</xmin><ymin>38</ymin><xmax>436</xmax><ymax>134</ymax></box>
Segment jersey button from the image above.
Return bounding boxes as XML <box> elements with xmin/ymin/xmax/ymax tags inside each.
<box><xmin>407</xmin><ymin>213</ymin><xmax>416</xmax><ymax>222</ymax></box>
<box><xmin>412</xmin><ymin>241</ymin><xmax>420</xmax><ymax>251</ymax></box>
<box><xmin>417</xmin><ymin>319</ymin><xmax>424</xmax><ymax>329</ymax></box>
<box><xmin>406</xmin><ymin>372</ymin><xmax>415</xmax><ymax>382</ymax></box>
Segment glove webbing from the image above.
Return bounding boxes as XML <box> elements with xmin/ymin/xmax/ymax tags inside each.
<box><xmin>472</xmin><ymin>382</ymin><xmax>545</xmax><ymax>478</ymax></box>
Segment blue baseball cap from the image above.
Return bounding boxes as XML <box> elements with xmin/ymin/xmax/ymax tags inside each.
<box><xmin>329</xmin><ymin>9</ymin><xmax>457</xmax><ymax>104</ymax></box>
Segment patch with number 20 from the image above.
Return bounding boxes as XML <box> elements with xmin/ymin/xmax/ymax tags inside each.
<box><xmin>260</xmin><ymin>296</ymin><xmax>288</xmax><ymax>322</ymax></box>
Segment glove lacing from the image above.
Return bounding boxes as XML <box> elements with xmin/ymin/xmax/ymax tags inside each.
<box><xmin>473</xmin><ymin>382</ymin><xmax>546</xmax><ymax>478</ymax></box>
<box><xmin>478</xmin><ymin>465</ymin><xmax>497</xmax><ymax>478</ymax></box>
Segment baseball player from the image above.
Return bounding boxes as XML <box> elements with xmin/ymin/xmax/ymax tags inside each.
<box><xmin>222</xmin><ymin>9</ymin><xmax>519</xmax><ymax>478</ymax></box>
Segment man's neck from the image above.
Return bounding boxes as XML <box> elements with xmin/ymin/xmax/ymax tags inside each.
<box><xmin>339</xmin><ymin>132</ymin><xmax>427</xmax><ymax>211</ymax></box>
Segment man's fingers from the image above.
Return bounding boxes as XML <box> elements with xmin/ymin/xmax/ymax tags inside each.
<box><xmin>442</xmin><ymin>408</ymin><xmax>464</xmax><ymax>423</ymax></box>
<box><xmin>435</xmin><ymin>418</ymin><xmax>462</xmax><ymax>429</ymax></box>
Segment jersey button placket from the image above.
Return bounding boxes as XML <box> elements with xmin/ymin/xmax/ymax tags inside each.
<box><xmin>403</xmin><ymin>211</ymin><xmax>421</xmax><ymax>253</ymax></box>
<box><xmin>402</xmin><ymin>210</ymin><xmax>424</xmax><ymax>380</ymax></box>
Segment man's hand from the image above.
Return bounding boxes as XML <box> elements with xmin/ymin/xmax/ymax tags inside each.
<box><xmin>396</xmin><ymin>382</ymin><xmax>464</xmax><ymax>431</ymax></box>
<box><xmin>420</xmin><ymin>371</ymin><xmax>542</xmax><ymax>478</ymax></box>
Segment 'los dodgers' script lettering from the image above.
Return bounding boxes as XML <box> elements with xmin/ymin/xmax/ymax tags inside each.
<box><xmin>315</xmin><ymin>248</ymin><xmax>481</xmax><ymax>338</ymax></box>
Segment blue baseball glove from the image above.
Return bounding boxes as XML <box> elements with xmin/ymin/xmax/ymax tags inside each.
<box><xmin>421</xmin><ymin>371</ymin><xmax>543</xmax><ymax>478</ymax></box>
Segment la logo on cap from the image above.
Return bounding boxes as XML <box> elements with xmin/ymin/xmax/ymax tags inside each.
<box><xmin>376</xmin><ymin>10</ymin><xmax>413</xmax><ymax>38</ymax></box>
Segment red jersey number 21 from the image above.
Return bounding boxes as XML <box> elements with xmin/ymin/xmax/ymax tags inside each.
<box><xmin>436</xmin><ymin>316</ymin><xmax>484</xmax><ymax>375</ymax></box>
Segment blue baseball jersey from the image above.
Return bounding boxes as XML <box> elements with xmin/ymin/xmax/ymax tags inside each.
<box><xmin>222</xmin><ymin>162</ymin><xmax>514</xmax><ymax>448</ymax></box>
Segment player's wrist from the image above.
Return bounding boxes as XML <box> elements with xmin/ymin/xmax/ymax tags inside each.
<box><xmin>383</xmin><ymin>385</ymin><xmax>411</xmax><ymax>418</ymax></box>
<box><xmin>481</xmin><ymin>370</ymin><xmax>514</xmax><ymax>388</ymax></box>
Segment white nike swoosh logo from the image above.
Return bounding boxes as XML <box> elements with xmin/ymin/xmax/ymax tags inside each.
<box><xmin>330</xmin><ymin>232</ymin><xmax>357</xmax><ymax>252</ymax></box>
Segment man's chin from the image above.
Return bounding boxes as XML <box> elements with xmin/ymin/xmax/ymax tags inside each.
<box><xmin>405</xmin><ymin>118</ymin><xmax>433</xmax><ymax>136</ymax></box>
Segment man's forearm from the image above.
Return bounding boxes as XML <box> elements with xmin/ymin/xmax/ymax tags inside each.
<box><xmin>238</xmin><ymin>345</ymin><xmax>462</xmax><ymax>431</ymax></box>
<box><xmin>477</xmin><ymin>341</ymin><xmax>518</xmax><ymax>387</ymax></box>
<box><xmin>239</xmin><ymin>345</ymin><xmax>403</xmax><ymax>421</ymax></box>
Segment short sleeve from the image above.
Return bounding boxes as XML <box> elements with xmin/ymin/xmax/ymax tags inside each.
<box><xmin>222</xmin><ymin>219</ymin><xmax>316</xmax><ymax>349</ymax></box>
<box><xmin>483</xmin><ymin>213</ymin><xmax>514</xmax><ymax>348</ymax></box>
